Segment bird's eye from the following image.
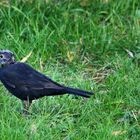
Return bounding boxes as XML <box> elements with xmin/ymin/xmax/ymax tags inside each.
<box><xmin>0</xmin><ymin>54</ymin><xmax>3</xmax><ymax>58</ymax></box>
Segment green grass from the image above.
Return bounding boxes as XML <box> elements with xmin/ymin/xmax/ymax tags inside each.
<box><xmin>0</xmin><ymin>0</ymin><xmax>140</xmax><ymax>139</ymax></box>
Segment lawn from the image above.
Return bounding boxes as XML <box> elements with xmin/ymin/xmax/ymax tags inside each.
<box><xmin>0</xmin><ymin>0</ymin><xmax>140</xmax><ymax>139</ymax></box>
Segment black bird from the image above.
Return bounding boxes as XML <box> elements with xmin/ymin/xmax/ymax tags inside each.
<box><xmin>0</xmin><ymin>50</ymin><xmax>93</xmax><ymax>113</ymax></box>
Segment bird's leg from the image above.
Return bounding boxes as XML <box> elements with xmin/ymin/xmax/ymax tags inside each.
<box><xmin>22</xmin><ymin>100</ymin><xmax>32</xmax><ymax>115</ymax></box>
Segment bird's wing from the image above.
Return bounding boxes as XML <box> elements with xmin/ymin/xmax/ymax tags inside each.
<box><xmin>1</xmin><ymin>63</ymin><xmax>63</xmax><ymax>91</ymax></box>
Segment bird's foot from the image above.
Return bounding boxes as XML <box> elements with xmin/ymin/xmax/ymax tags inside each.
<box><xmin>22</xmin><ymin>109</ymin><xmax>32</xmax><ymax>116</ymax></box>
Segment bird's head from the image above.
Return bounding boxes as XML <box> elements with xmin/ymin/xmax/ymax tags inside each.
<box><xmin>0</xmin><ymin>50</ymin><xmax>15</xmax><ymax>67</ymax></box>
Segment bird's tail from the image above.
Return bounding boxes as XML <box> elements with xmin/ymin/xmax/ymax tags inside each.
<box><xmin>65</xmin><ymin>87</ymin><xmax>94</xmax><ymax>98</ymax></box>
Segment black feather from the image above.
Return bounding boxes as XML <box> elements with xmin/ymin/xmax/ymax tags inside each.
<box><xmin>65</xmin><ymin>87</ymin><xmax>93</xmax><ymax>98</ymax></box>
<box><xmin>0</xmin><ymin>62</ymin><xmax>94</xmax><ymax>101</ymax></box>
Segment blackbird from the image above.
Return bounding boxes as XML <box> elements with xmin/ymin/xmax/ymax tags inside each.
<box><xmin>0</xmin><ymin>50</ymin><xmax>93</xmax><ymax>113</ymax></box>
